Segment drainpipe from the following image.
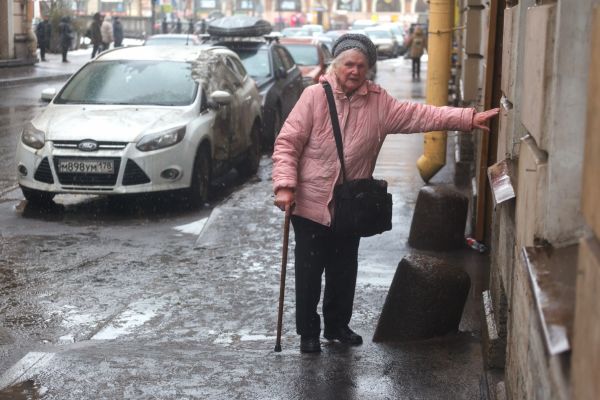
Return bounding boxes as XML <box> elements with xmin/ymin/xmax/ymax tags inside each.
<box><xmin>416</xmin><ymin>0</ymin><xmax>454</xmax><ymax>183</ymax></box>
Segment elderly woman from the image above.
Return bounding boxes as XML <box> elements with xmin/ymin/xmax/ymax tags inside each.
<box><xmin>272</xmin><ymin>34</ymin><xmax>498</xmax><ymax>353</ymax></box>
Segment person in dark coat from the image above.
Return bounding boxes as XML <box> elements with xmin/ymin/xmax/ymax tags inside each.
<box><xmin>35</xmin><ymin>15</ymin><xmax>51</xmax><ymax>61</ymax></box>
<box><xmin>113</xmin><ymin>16</ymin><xmax>124</xmax><ymax>47</ymax></box>
<box><xmin>161</xmin><ymin>17</ymin><xmax>168</xmax><ymax>34</ymax></box>
<box><xmin>90</xmin><ymin>13</ymin><xmax>103</xmax><ymax>58</ymax></box>
<box><xmin>175</xmin><ymin>18</ymin><xmax>182</xmax><ymax>34</ymax></box>
<box><xmin>58</xmin><ymin>16</ymin><xmax>72</xmax><ymax>63</ymax></box>
<box><xmin>188</xmin><ymin>19</ymin><xmax>194</xmax><ymax>34</ymax></box>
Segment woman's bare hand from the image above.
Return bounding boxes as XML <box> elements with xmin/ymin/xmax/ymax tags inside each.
<box><xmin>274</xmin><ymin>188</ymin><xmax>295</xmax><ymax>212</ymax></box>
<box><xmin>473</xmin><ymin>108</ymin><xmax>500</xmax><ymax>132</ymax></box>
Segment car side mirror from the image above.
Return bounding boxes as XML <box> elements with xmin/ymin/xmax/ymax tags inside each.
<box><xmin>41</xmin><ymin>88</ymin><xmax>57</xmax><ymax>102</ymax></box>
<box><xmin>209</xmin><ymin>90</ymin><xmax>232</xmax><ymax>106</ymax></box>
<box><xmin>276</xmin><ymin>67</ymin><xmax>287</xmax><ymax>79</ymax></box>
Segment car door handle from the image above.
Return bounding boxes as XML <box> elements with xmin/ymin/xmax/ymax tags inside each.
<box><xmin>245</xmin><ymin>96</ymin><xmax>252</xmax><ymax>102</ymax></box>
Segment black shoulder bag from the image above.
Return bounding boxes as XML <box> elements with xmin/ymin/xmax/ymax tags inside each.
<box><xmin>322</xmin><ymin>82</ymin><xmax>393</xmax><ymax>237</ymax></box>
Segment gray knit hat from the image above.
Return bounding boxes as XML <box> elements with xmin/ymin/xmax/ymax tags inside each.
<box><xmin>331</xmin><ymin>33</ymin><xmax>378</xmax><ymax>67</ymax></box>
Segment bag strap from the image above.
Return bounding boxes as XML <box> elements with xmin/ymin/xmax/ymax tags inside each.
<box><xmin>322</xmin><ymin>81</ymin><xmax>347</xmax><ymax>182</ymax></box>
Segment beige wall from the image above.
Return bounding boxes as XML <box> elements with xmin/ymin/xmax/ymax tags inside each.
<box><xmin>471</xmin><ymin>0</ymin><xmax>600</xmax><ymax>398</ymax></box>
<box><xmin>572</xmin><ymin>7</ymin><xmax>600</xmax><ymax>400</ymax></box>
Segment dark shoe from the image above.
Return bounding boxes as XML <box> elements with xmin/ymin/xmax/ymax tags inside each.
<box><xmin>300</xmin><ymin>336</ymin><xmax>321</xmax><ymax>353</ymax></box>
<box><xmin>324</xmin><ymin>326</ymin><xmax>363</xmax><ymax>345</ymax></box>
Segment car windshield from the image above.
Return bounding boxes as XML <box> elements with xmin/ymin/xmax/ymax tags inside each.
<box><xmin>144</xmin><ymin>36</ymin><xmax>197</xmax><ymax>46</ymax></box>
<box><xmin>55</xmin><ymin>60</ymin><xmax>198</xmax><ymax>106</ymax></box>
<box><xmin>284</xmin><ymin>45</ymin><xmax>319</xmax><ymax>66</ymax></box>
<box><xmin>235</xmin><ymin>48</ymin><xmax>271</xmax><ymax>78</ymax></box>
<box><xmin>366</xmin><ymin>30</ymin><xmax>392</xmax><ymax>39</ymax></box>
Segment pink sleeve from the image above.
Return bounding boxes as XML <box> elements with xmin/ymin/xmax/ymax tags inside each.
<box><xmin>271</xmin><ymin>87</ymin><xmax>315</xmax><ymax>193</ymax></box>
<box><xmin>381</xmin><ymin>91</ymin><xmax>475</xmax><ymax>134</ymax></box>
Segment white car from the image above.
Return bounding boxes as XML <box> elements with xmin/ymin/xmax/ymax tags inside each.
<box><xmin>16</xmin><ymin>45</ymin><xmax>262</xmax><ymax>206</ymax></box>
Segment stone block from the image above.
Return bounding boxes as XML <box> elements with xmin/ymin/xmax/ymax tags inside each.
<box><xmin>408</xmin><ymin>185</ymin><xmax>469</xmax><ymax>251</ymax></box>
<box><xmin>501</xmin><ymin>6</ymin><xmax>517</xmax><ymax>99</ymax></box>
<box><xmin>463</xmin><ymin>8</ymin><xmax>484</xmax><ymax>56</ymax></box>
<box><xmin>521</xmin><ymin>4</ymin><xmax>556</xmax><ymax>147</ymax></box>
<box><xmin>572</xmin><ymin>236</ymin><xmax>600</xmax><ymax>400</ymax></box>
<box><xmin>582</xmin><ymin>8</ymin><xmax>600</xmax><ymax>239</ymax></box>
<box><xmin>373</xmin><ymin>254</ymin><xmax>471</xmax><ymax>342</ymax></box>
<box><xmin>460</xmin><ymin>54</ymin><xmax>481</xmax><ymax>103</ymax></box>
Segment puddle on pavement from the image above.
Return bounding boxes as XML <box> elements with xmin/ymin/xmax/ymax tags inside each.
<box><xmin>0</xmin><ymin>379</ymin><xmax>44</xmax><ymax>399</ymax></box>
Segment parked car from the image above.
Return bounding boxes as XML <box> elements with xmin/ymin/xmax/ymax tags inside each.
<box><xmin>16</xmin><ymin>46</ymin><xmax>262</xmax><ymax>206</ymax></box>
<box><xmin>351</xmin><ymin>19</ymin><xmax>378</xmax><ymax>31</ymax></box>
<box><xmin>364</xmin><ymin>27</ymin><xmax>400</xmax><ymax>58</ymax></box>
<box><xmin>207</xmin><ymin>16</ymin><xmax>304</xmax><ymax>147</ymax></box>
<box><xmin>143</xmin><ymin>34</ymin><xmax>201</xmax><ymax>46</ymax></box>
<box><xmin>279</xmin><ymin>37</ymin><xmax>332</xmax><ymax>87</ymax></box>
<box><xmin>379</xmin><ymin>23</ymin><xmax>407</xmax><ymax>55</ymax></box>
<box><xmin>213</xmin><ymin>38</ymin><xmax>304</xmax><ymax>146</ymax></box>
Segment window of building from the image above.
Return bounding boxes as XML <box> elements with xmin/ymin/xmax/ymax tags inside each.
<box><xmin>337</xmin><ymin>0</ymin><xmax>362</xmax><ymax>12</ymax></box>
<box><xmin>277</xmin><ymin>0</ymin><xmax>301</xmax><ymax>12</ymax></box>
<box><xmin>376</xmin><ymin>0</ymin><xmax>401</xmax><ymax>13</ymax></box>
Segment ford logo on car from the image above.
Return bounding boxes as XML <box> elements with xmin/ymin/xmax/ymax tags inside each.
<box><xmin>78</xmin><ymin>140</ymin><xmax>98</xmax><ymax>152</ymax></box>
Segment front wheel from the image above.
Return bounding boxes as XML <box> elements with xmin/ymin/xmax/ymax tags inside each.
<box><xmin>188</xmin><ymin>145</ymin><xmax>211</xmax><ymax>207</ymax></box>
<box><xmin>237</xmin><ymin>122</ymin><xmax>261</xmax><ymax>178</ymax></box>
<box><xmin>21</xmin><ymin>186</ymin><xmax>55</xmax><ymax>205</ymax></box>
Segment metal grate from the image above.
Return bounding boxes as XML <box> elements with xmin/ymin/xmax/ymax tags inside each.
<box><xmin>33</xmin><ymin>157</ymin><xmax>54</xmax><ymax>183</ymax></box>
<box><xmin>122</xmin><ymin>159</ymin><xmax>151</xmax><ymax>186</ymax></box>
<box><xmin>53</xmin><ymin>140</ymin><xmax>128</xmax><ymax>150</ymax></box>
<box><xmin>53</xmin><ymin>157</ymin><xmax>121</xmax><ymax>186</ymax></box>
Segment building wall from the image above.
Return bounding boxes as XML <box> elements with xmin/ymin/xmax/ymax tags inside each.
<box><xmin>572</xmin><ymin>7</ymin><xmax>600</xmax><ymax>400</ymax></box>
<box><xmin>0</xmin><ymin>0</ymin><xmax>37</xmax><ymax>64</ymax></box>
<box><xmin>466</xmin><ymin>0</ymin><xmax>600</xmax><ymax>398</ymax></box>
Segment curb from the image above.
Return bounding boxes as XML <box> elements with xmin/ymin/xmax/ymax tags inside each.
<box><xmin>0</xmin><ymin>73</ymin><xmax>73</xmax><ymax>88</ymax></box>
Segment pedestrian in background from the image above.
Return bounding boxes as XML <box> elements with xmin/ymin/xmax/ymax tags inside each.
<box><xmin>406</xmin><ymin>26</ymin><xmax>426</xmax><ymax>81</ymax></box>
<box><xmin>161</xmin><ymin>17</ymin><xmax>168</xmax><ymax>34</ymax></box>
<box><xmin>90</xmin><ymin>12</ymin><xmax>103</xmax><ymax>58</ymax></box>
<box><xmin>35</xmin><ymin>15</ymin><xmax>51</xmax><ymax>61</ymax></box>
<box><xmin>188</xmin><ymin>19</ymin><xmax>194</xmax><ymax>34</ymax></box>
<box><xmin>113</xmin><ymin>16</ymin><xmax>124</xmax><ymax>48</ymax></box>
<box><xmin>58</xmin><ymin>16</ymin><xmax>72</xmax><ymax>63</ymax></box>
<box><xmin>101</xmin><ymin>15</ymin><xmax>114</xmax><ymax>52</ymax></box>
<box><xmin>175</xmin><ymin>18</ymin><xmax>182</xmax><ymax>34</ymax></box>
<box><xmin>272</xmin><ymin>33</ymin><xmax>499</xmax><ymax>354</ymax></box>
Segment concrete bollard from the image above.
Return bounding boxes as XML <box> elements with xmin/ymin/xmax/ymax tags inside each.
<box><xmin>408</xmin><ymin>185</ymin><xmax>468</xmax><ymax>251</ymax></box>
<box><xmin>373</xmin><ymin>254</ymin><xmax>471</xmax><ymax>342</ymax></box>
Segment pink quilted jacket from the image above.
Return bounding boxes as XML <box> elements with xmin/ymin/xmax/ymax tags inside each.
<box><xmin>272</xmin><ymin>72</ymin><xmax>475</xmax><ymax>227</ymax></box>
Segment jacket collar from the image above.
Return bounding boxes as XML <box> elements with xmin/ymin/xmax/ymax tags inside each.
<box><xmin>319</xmin><ymin>72</ymin><xmax>379</xmax><ymax>99</ymax></box>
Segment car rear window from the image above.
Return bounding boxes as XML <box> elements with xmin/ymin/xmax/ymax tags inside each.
<box><xmin>235</xmin><ymin>48</ymin><xmax>270</xmax><ymax>78</ymax></box>
<box><xmin>55</xmin><ymin>60</ymin><xmax>198</xmax><ymax>106</ymax></box>
<box><xmin>283</xmin><ymin>45</ymin><xmax>319</xmax><ymax>66</ymax></box>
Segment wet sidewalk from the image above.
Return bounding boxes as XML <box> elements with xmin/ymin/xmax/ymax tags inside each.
<box><xmin>194</xmin><ymin>57</ymin><xmax>488</xmax><ymax>398</ymax></box>
<box><xmin>0</xmin><ymin>57</ymin><xmax>488</xmax><ymax>399</ymax></box>
<box><xmin>0</xmin><ymin>48</ymin><xmax>90</xmax><ymax>88</ymax></box>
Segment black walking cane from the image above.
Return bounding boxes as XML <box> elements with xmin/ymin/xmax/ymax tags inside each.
<box><xmin>274</xmin><ymin>205</ymin><xmax>291</xmax><ymax>352</ymax></box>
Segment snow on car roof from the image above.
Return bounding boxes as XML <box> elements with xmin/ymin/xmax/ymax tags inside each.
<box><xmin>95</xmin><ymin>45</ymin><xmax>232</xmax><ymax>62</ymax></box>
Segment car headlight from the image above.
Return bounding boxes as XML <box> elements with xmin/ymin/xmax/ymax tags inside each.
<box><xmin>136</xmin><ymin>127</ymin><xmax>186</xmax><ymax>152</ymax></box>
<box><xmin>21</xmin><ymin>123</ymin><xmax>45</xmax><ymax>149</ymax></box>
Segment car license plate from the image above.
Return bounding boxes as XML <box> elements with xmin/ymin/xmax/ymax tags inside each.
<box><xmin>58</xmin><ymin>159</ymin><xmax>114</xmax><ymax>174</ymax></box>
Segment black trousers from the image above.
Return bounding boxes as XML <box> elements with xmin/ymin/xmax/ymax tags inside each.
<box><xmin>291</xmin><ymin>215</ymin><xmax>360</xmax><ymax>337</ymax></box>
<box><xmin>39</xmin><ymin>45</ymin><xmax>47</xmax><ymax>60</ymax></box>
<box><xmin>412</xmin><ymin>57</ymin><xmax>421</xmax><ymax>78</ymax></box>
<box><xmin>91</xmin><ymin>43</ymin><xmax>101</xmax><ymax>58</ymax></box>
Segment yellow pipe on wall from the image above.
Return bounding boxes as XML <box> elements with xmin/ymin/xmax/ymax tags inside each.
<box><xmin>416</xmin><ymin>0</ymin><xmax>455</xmax><ymax>183</ymax></box>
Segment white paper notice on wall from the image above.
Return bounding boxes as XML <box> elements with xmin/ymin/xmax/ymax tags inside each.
<box><xmin>487</xmin><ymin>159</ymin><xmax>516</xmax><ymax>207</ymax></box>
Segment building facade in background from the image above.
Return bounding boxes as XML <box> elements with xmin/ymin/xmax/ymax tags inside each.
<box><xmin>0</xmin><ymin>0</ymin><xmax>37</xmax><ymax>66</ymax></box>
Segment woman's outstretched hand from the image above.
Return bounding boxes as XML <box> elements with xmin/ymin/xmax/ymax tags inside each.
<box><xmin>473</xmin><ymin>108</ymin><xmax>500</xmax><ymax>132</ymax></box>
<box><xmin>274</xmin><ymin>188</ymin><xmax>295</xmax><ymax>212</ymax></box>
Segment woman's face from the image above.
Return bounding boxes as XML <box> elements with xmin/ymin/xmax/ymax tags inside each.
<box><xmin>334</xmin><ymin>49</ymin><xmax>369</xmax><ymax>96</ymax></box>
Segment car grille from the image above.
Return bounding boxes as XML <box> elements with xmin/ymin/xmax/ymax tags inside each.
<box><xmin>53</xmin><ymin>157</ymin><xmax>121</xmax><ymax>186</ymax></box>
<box><xmin>122</xmin><ymin>160</ymin><xmax>150</xmax><ymax>186</ymax></box>
<box><xmin>53</xmin><ymin>140</ymin><xmax>128</xmax><ymax>150</ymax></box>
<box><xmin>34</xmin><ymin>157</ymin><xmax>54</xmax><ymax>183</ymax></box>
